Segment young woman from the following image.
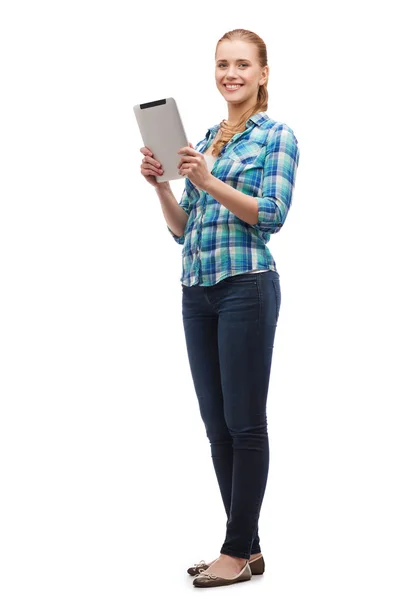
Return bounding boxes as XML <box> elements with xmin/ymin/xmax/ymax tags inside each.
<box><xmin>140</xmin><ymin>28</ymin><xmax>300</xmax><ymax>588</ymax></box>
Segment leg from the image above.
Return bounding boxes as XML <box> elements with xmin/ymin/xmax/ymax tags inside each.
<box><xmin>182</xmin><ymin>283</ymin><xmax>262</xmax><ymax>554</ymax></box>
<box><xmin>215</xmin><ymin>271</ymin><xmax>281</xmax><ymax>559</ymax></box>
<box><xmin>181</xmin><ymin>276</ymin><xmax>278</xmax><ymax>557</ymax></box>
<box><xmin>181</xmin><ymin>285</ymin><xmax>234</xmax><ymax>522</ymax></box>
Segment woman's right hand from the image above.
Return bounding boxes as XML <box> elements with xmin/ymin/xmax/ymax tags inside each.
<box><xmin>140</xmin><ymin>146</ymin><xmax>166</xmax><ymax>188</ymax></box>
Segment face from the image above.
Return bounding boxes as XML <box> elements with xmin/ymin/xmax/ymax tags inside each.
<box><xmin>215</xmin><ymin>39</ymin><xmax>268</xmax><ymax>108</ymax></box>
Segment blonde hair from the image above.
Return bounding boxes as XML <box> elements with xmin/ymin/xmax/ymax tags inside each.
<box><xmin>210</xmin><ymin>29</ymin><xmax>269</xmax><ymax>157</ymax></box>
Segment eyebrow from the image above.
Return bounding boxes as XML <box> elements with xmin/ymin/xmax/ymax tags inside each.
<box><xmin>216</xmin><ymin>58</ymin><xmax>251</xmax><ymax>62</ymax></box>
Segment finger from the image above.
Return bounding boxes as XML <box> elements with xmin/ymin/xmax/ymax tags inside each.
<box><xmin>178</xmin><ymin>156</ymin><xmax>198</xmax><ymax>167</ymax></box>
<box><xmin>142</xmin><ymin>163</ymin><xmax>163</xmax><ymax>175</ymax></box>
<box><xmin>143</xmin><ymin>155</ymin><xmax>162</xmax><ymax>169</ymax></box>
<box><xmin>178</xmin><ymin>146</ymin><xmax>197</xmax><ymax>155</ymax></box>
<box><xmin>140</xmin><ymin>147</ymin><xmax>153</xmax><ymax>156</ymax></box>
<box><xmin>177</xmin><ymin>160</ymin><xmax>190</xmax><ymax>170</ymax></box>
<box><xmin>143</xmin><ymin>168</ymin><xmax>163</xmax><ymax>177</ymax></box>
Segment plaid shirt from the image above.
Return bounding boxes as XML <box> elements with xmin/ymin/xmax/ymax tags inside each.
<box><xmin>167</xmin><ymin>112</ymin><xmax>300</xmax><ymax>287</ymax></box>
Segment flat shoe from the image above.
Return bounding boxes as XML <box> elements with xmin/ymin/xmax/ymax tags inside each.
<box><xmin>249</xmin><ymin>554</ymin><xmax>265</xmax><ymax>575</ymax></box>
<box><xmin>187</xmin><ymin>553</ymin><xmax>264</xmax><ymax>576</ymax></box>
<box><xmin>193</xmin><ymin>560</ymin><xmax>252</xmax><ymax>588</ymax></box>
<box><xmin>187</xmin><ymin>558</ymin><xmax>218</xmax><ymax>576</ymax></box>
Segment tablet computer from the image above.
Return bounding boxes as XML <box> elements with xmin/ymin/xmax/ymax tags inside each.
<box><xmin>133</xmin><ymin>97</ymin><xmax>188</xmax><ymax>183</ymax></box>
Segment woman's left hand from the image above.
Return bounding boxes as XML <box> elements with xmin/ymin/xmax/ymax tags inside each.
<box><xmin>177</xmin><ymin>143</ymin><xmax>213</xmax><ymax>191</ymax></box>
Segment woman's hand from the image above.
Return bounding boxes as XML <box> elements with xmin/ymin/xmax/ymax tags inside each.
<box><xmin>177</xmin><ymin>143</ymin><xmax>213</xmax><ymax>191</ymax></box>
<box><xmin>140</xmin><ymin>146</ymin><xmax>169</xmax><ymax>188</ymax></box>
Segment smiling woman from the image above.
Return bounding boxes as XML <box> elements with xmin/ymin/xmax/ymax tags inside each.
<box><xmin>211</xmin><ymin>30</ymin><xmax>270</xmax><ymax>155</ymax></box>
<box><xmin>140</xmin><ymin>27</ymin><xmax>300</xmax><ymax>589</ymax></box>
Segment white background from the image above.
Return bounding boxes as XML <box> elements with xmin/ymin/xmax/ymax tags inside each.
<box><xmin>1</xmin><ymin>1</ymin><xmax>413</xmax><ymax>598</ymax></box>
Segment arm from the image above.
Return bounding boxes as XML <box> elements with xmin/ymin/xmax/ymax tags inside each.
<box><xmin>155</xmin><ymin>182</ymin><xmax>190</xmax><ymax>244</ymax></box>
<box><xmin>204</xmin><ymin>177</ymin><xmax>259</xmax><ymax>226</ymax></box>
<box><xmin>204</xmin><ymin>125</ymin><xmax>300</xmax><ymax>233</ymax></box>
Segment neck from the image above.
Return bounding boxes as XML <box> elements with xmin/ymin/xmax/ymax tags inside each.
<box><xmin>227</xmin><ymin>100</ymin><xmax>257</xmax><ymax>126</ymax></box>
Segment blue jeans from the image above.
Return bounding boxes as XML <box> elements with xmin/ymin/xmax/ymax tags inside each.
<box><xmin>181</xmin><ymin>270</ymin><xmax>281</xmax><ymax>559</ymax></box>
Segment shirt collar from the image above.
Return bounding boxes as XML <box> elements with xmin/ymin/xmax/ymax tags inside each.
<box><xmin>246</xmin><ymin>111</ymin><xmax>268</xmax><ymax>127</ymax></box>
<box><xmin>206</xmin><ymin>111</ymin><xmax>269</xmax><ymax>139</ymax></box>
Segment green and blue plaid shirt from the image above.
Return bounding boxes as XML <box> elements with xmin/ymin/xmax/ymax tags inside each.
<box><xmin>168</xmin><ymin>112</ymin><xmax>300</xmax><ymax>287</ymax></box>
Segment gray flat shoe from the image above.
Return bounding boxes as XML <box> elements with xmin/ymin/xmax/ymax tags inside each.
<box><xmin>193</xmin><ymin>560</ymin><xmax>252</xmax><ymax>588</ymax></box>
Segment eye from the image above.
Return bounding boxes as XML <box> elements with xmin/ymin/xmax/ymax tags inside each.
<box><xmin>217</xmin><ymin>63</ymin><xmax>249</xmax><ymax>68</ymax></box>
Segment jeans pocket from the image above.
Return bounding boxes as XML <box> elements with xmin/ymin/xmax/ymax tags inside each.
<box><xmin>224</xmin><ymin>272</ymin><xmax>258</xmax><ymax>284</ymax></box>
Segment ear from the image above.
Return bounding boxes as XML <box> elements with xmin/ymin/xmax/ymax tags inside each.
<box><xmin>260</xmin><ymin>65</ymin><xmax>269</xmax><ymax>86</ymax></box>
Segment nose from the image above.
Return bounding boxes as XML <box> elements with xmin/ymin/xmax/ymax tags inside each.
<box><xmin>225</xmin><ymin>65</ymin><xmax>238</xmax><ymax>79</ymax></box>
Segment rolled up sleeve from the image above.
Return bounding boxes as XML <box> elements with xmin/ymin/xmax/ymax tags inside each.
<box><xmin>252</xmin><ymin>125</ymin><xmax>300</xmax><ymax>235</ymax></box>
<box><xmin>167</xmin><ymin>184</ymin><xmax>191</xmax><ymax>245</ymax></box>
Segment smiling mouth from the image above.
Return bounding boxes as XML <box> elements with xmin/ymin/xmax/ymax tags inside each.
<box><xmin>224</xmin><ymin>84</ymin><xmax>243</xmax><ymax>90</ymax></box>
